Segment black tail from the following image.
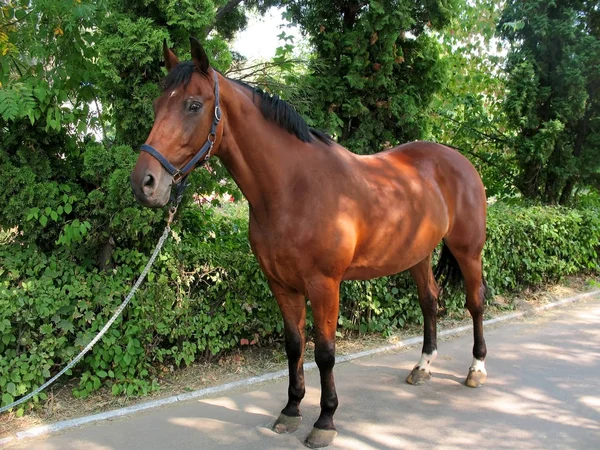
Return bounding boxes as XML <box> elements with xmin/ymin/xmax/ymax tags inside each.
<box><xmin>482</xmin><ymin>277</ymin><xmax>490</xmax><ymax>300</ymax></box>
<box><xmin>434</xmin><ymin>242</ymin><xmax>463</xmax><ymax>293</ymax></box>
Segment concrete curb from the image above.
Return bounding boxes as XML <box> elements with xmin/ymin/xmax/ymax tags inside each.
<box><xmin>2</xmin><ymin>288</ymin><xmax>599</xmax><ymax>446</ymax></box>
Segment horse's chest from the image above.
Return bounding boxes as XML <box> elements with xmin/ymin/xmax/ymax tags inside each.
<box><xmin>248</xmin><ymin>225</ymin><xmax>304</xmax><ymax>286</ymax></box>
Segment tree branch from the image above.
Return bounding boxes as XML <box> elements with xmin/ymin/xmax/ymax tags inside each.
<box><xmin>0</xmin><ymin>9</ymin><xmax>36</xmax><ymax>30</ymax></box>
<box><xmin>435</xmin><ymin>110</ymin><xmax>510</xmax><ymax>145</ymax></box>
<box><xmin>10</xmin><ymin>55</ymin><xmax>24</xmax><ymax>77</ymax></box>
<box><xmin>204</xmin><ymin>0</ymin><xmax>245</xmax><ymax>37</ymax></box>
<box><xmin>432</xmin><ymin>112</ymin><xmax>515</xmax><ymax>178</ymax></box>
<box><xmin>226</xmin><ymin>59</ymin><xmax>307</xmax><ymax>75</ymax></box>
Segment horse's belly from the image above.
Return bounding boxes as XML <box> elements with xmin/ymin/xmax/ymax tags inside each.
<box><xmin>343</xmin><ymin>216</ymin><xmax>446</xmax><ymax>280</ymax></box>
<box><xmin>343</xmin><ymin>245</ymin><xmax>429</xmax><ymax>280</ymax></box>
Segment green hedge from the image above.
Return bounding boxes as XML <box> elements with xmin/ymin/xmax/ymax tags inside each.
<box><xmin>1</xmin><ymin>203</ymin><xmax>599</xmax><ymax>413</ymax></box>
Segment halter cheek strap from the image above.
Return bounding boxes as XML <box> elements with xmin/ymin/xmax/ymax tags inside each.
<box><xmin>140</xmin><ymin>70</ymin><xmax>221</xmax><ymax>184</ymax></box>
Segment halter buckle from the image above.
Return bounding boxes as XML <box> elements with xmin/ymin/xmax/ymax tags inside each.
<box><xmin>172</xmin><ymin>170</ymin><xmax>184</xmax><ymax>184</ymax></box>
<box><xmin>214</xmin><ymin>105</ymin><xmax>222</xmax><ymax>122</ymax></box>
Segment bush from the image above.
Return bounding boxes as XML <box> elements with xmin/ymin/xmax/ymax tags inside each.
<box><xmin>1</xmin><ymin>202</ymin><xmax>599</xmax><ymax>413</ymax></box>
<box><xmin>484</xmin><ymin>205</ymin><xmax>600</xmax><ymax>291</ymax></box>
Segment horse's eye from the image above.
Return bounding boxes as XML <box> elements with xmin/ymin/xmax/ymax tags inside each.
<box><xmin>188</xmin><ymin>102</ymin><xmax>202</xmax><ymax>113</ymax></box>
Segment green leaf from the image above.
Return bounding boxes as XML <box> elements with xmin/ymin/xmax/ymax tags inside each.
<box><xmin>6</xmin><ymin>382</ymin><xmax>16</xmax><ymax>395</ymax></box>
<box><xmin>39</xmin><ymin>215</ymin><xmax>48</xmax><ymax>226</ymax></box>
<box><xmin>2</xmin><ymin>393</ymin><xmax>13</xmax><ymax>406</ymax></box>
<box><xmin>58</xmin><ymin>319</ymin><xmax>74</xmax><ymax>333</ymax></box>
<box><xmin>33</xmin><ymin>87</ymin><xmax>48</xmax><ymax>103</ymax></box>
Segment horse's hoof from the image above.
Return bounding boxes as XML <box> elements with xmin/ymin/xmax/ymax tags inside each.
<box><xmin>273</xmin><ymin>413</ymin><xmax>302</xmax><ymax>434</ymax></box>
<box><xmin>465</xmin><ymin>369</ymin><xmax>487</xmax><ymax>388</ymax></box>
<box><xmin>304</xmin><ymin>428</ymin><xmax>337</xmax><ymax>448</ymax></box>
<box><xmin>406</xmin><ymin>367</ymin><xmax>432</xmax><ymax>385</ymax></box>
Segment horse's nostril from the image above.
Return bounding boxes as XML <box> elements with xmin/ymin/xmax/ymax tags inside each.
<box><xmin>143</xmin><ymin>173</ymin><xmax>155</xmax><ymax>187</ymax></box>
<box><xmin>142</xmin><ymin>173</ymin><xmax>156</xmax><ymax>196</ymax></box>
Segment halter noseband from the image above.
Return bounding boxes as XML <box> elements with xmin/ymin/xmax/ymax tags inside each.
<box><xmin>140</xmin><ymin>70</ymin><xmax>221</xmax><ymax>185</ymax></box>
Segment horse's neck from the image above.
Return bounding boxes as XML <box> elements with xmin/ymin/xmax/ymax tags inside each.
<box><xmin>216</xmin><ymin>86</ymin><xmax>309</xmax><ymax>219</ymax></box>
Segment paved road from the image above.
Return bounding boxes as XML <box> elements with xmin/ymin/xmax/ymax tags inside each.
<box><xmin>7</xmin><ymin>296</ymin><xmax>600</xmax><ymax>449</ymax></box>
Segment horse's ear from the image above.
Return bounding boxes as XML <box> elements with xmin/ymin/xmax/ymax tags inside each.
<box><xmin>163</xmin><ymin>39</ymin><xmax>180</xmax><ymax>72</ymax></box>
<box><xmin>189</xmin><ymin>36</ymin><xmax>210</xmax><ymax>74</ymax></box>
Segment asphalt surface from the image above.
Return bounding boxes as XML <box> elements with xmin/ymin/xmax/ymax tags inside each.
<box><xmin>6</xmin><ymin>296</ymin><xmax>600</xmax><ymax>449</ymax></box>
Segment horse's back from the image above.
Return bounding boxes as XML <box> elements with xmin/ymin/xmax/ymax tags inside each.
<box><xmin>385</xmin><ymin>141</ymin><xmax>486</xmax><ymax>205</ymax></box>
<box><xmin>388</xmin><ymin>141</ymin><xmax>483</xmax><ymax>185</ymax></box>
<box><xmin>389</xmin><ymin>140</ymin><xmax>487</xmax><ymax>249</ymax></box>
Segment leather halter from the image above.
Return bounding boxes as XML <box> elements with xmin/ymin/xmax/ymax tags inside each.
<box><xmin>140</xmin><ymin>70</ymin><xmax>221</xmax><ymax>184</ymax></box>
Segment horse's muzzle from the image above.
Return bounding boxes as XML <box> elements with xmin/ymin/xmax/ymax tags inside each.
<box><xmin>130</xmin><ymin>168</ymin><xmax>172</xmax><ymax>208</ymax></box>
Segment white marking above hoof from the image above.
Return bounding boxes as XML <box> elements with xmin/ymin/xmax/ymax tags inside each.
<box><xmin>415</xmin><ymin>351</ymin><xmax>438</xmax><ymax>372</ymax></box>
<box><xmin>470</xmin><ymin>357</ymin><xmax>487</xmax><ymax>374</ymax></box>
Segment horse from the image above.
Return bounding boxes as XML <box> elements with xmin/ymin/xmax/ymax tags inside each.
<box><xmin>131</xmin><ymin>37</ymin><xmax>488</xmax><ymax>448</ymax></box>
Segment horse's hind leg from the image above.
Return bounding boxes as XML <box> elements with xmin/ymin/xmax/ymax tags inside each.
<box><xmin>270</xmin><ymin>280</ymin><xmax>307</xmax><ymax>434</ymax></box>
<box><xmin>406</xmin><ymin>255</ymin><xmax>440</xmax><ymax>385</ymax></box>
<box><xmin>304</xmin><ymin>276</ymin><xmax>341</xmax><ymax>448</ymax></box>
<box><xmin>447</xmin><ymin>247</ymin><xmax>488</xmax><ymax>388</ymax></box>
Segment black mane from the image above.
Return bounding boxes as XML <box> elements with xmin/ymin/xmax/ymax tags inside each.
<box><xmin>161</xmin><ymin>61</ymin><xmax>332</xmax><ymax>145</ymax></box>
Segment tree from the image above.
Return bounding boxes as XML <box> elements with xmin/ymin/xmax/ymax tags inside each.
<box><xmin>280</xmin><ymin>0</ymin><xmax>459</xmax><ymax>153</ymax></box>
<box><xmin>0</xmin><ymin>0</ymin><xmax>279</xmax><ymax>408</ymax></box>
<box><xmin>499</xmin><ymin>0</ymin><xmax>600</xmax><ymax>204</ymax></box>
<box><xmin>205</xmin><ymin>0</ymin><xmax>280</xmax><ymax>38</ymax></box>
<box><xmin>0</xmin><ymin>0</ymin><xmax>110</xmax><ymax>252</ymax></box>
<box><xmin>95</xmin><ymin>0</ymin><xmax>239</xmax><ymax>148</ymax></box>
<box><xmin>426</xmin><ymin>0</ymin><xmax>516</xmax><ymax>198</ymax></box>
<box><xmin>0</xmin><ymin>0</ymin><xmax>264</xmax><ymax>262</ymax></box>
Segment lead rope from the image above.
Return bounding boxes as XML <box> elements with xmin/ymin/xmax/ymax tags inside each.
<box><xmin>0</xmin><ymin>201</ymin><xmax>181</xmax><ymax>414</ymax></box>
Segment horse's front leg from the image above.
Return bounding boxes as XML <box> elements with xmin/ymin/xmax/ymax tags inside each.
<box><xmin>270</xmin><ymin>280</ymin><xmax>307</xmax><ymax>434</ymax></box>
<box><xmin>304</xmin><ymin>277</ymin><xmax>340</xmax><ymax>448</ymax></box>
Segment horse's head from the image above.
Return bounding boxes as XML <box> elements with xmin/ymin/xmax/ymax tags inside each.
<box><xmin>131</xmin><ymin>37</ymin><xmax>221</xmax><ymax>208</ymax></box>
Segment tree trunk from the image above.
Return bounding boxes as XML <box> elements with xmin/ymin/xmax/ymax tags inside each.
<box><xmin>559</xmin><ymin>178</ymin><xmax>576</xmax><ymax>205</ymax></box>
<box><xmin>98</xmin><ymin>236</ymin><xmax>115</xmax><ymax>271</ymax></box>
<box><xmin>516</xmin><ymin>161</ymin><xmax>541</xmax><ymax>201</ymax></box>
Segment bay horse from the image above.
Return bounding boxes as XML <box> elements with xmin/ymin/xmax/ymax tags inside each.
<box><xmin>131</xmin><ymin>37</ymin><xmax>488</xmax><ymax>448</ymax></box>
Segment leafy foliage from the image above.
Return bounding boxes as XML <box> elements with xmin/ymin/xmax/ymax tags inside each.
<box><xmin>427</xmin><ymin>0</ymin><xmax>518</xmax><ymax>199</ymax></box>
<box><xmin>2</xmin><ymin>0</ymin><xmax>600</xmax><ymax>417</ymax></box>
<box><xmin>0</xmin><ymin>0</ymin><xmax>259</xmax><ymax>262</ymax></box>
<box><xmin>0</xmin><ymin>0</ymin><xmax>270</xmax><ymax>412</ymax></box>
<box><xmin>499</xmin><ymin>0</ymin><xmax>600</xmax><ymax>204</ymax></box>
<box><xmin>484</xmin><ymin>204</ymin><xmax>600</xmax><ymax>291</ymax></box>
<box><xmin>2</xmin><ymin>202</ymin><xmax>599</xmax><ymax>412</ymax></box>
<box><xmin>280</xmin><ymin>0</ymin><xmax>459</xmax><ymax>153</ymax></box>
